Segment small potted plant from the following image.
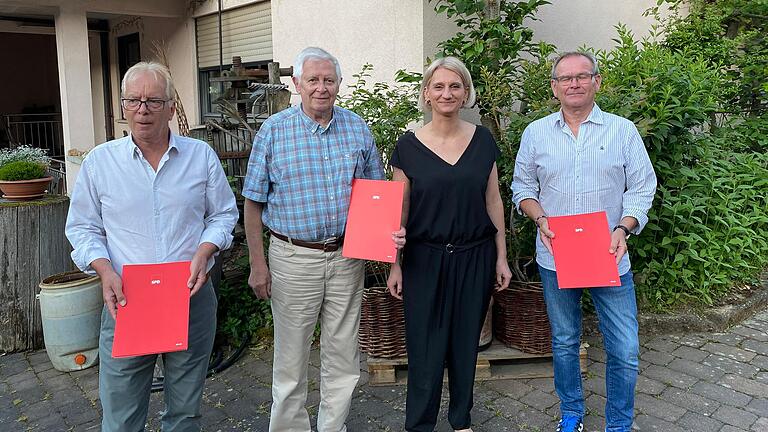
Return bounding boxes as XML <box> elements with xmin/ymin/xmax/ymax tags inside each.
<box><xmin>0</xmin><ymin>145</ymin><xmax>52</xmax><ymax>201</ymax></box>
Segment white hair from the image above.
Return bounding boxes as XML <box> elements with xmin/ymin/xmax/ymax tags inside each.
<box><xmin>550</xmin><ymin>51</ymin><xmax>600</xmax><ymax>79</ymax></box>
<box><xmin>293</xmin><ymin>47</ymin><xmax>342</xmax><ymax>81</ymax></box>
<box><xmin>121</xmin><ymin>61</ymin><xmax>176</xmax><ymax>100</ymax></box>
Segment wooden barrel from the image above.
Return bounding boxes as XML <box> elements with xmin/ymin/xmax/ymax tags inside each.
<box><xmin>0</xmin><ymin>195</ymin><xmax>74</xmax><ymax>352</ymax></box>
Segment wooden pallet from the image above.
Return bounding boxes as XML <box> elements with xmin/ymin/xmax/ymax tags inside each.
<box><xmin>366</xmin><ymin>340</ymin><xmax>588</xmax><ymax>386</ymax></box>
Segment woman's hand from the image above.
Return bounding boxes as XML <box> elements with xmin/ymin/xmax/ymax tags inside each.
<box><xmin>387</xmin><ymin>263</ymin><xmax>403</xmax><ymax>300</ymax></box>
<box><xmin>392</xmin><ymin>227</ymin><xmax>406</xmax><ymax>249</ymax></box>
<box><xmin>495</xmin><ymin>258</ymin><xmax>512</xmax><ymax>292</ymax></box>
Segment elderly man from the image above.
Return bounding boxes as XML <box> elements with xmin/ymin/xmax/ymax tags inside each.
<box><xmin>511</xmin><ymin>52</ymin><xmax>656</xmax><ymax>432</ymax></box>
<box><xmin>66</xmin><ymin>61</ymin><xmax>238</xmax><ymax>431</ymax></box>
<box><xmin>243</xmin><ymin>46</ymin><xmax>403</xmax><ymax>432</ymax></box>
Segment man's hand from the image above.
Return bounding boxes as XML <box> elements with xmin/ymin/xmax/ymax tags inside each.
<box><xmin>495</xmin><ymin>259</ymin><xmax>512</xmax><ymax>292</ymax></box>
<box><xmin>91</xmin><ymin>258</ymin><xmax>124</xmax><ymax>320</ymax></box>
<box><xmin>249</xmin><ymin>259</ymin><xmax>272</xmax><ymax>299</ymax></box>
<box><xmin>188</xmin><ymin>243</ymin><xmax>218</xmax><ymax>297</ymax></box>
<box><xmin>609</xmin><ymin>228</ymin><xmax>628</xmax><ymax>264</ymax></box>
<box><xmin>537</xmin><ymin>217</ymin><xmax>555</xmax><ymax>255</ymax></box>
<box><xmin>391</xmin><ymin>226</ymin><xmax>406</xmax><ymax>249</ymax></box>
<box><xmin>387</xmin><ymin>263</ymin><xmax>403</xmax><ymax>300</ymax></box>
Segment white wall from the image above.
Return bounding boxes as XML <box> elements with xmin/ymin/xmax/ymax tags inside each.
<box><xmin>270</xmin><ymin>0</ymin><xmax>425</xmax><ymax>102</ymax></box>
<box><xmin>527</xmin><ymin>0</ymin><xmax>672</xmax><ymax>52</ymax></box>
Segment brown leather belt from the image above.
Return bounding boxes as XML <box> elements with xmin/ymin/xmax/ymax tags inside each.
<box><xmin>269</xmin><ymin>230</ymin><xmax>344</xmax><ymax>252</ymax></box>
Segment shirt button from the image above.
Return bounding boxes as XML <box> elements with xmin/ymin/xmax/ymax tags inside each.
<box><xmin>324</xmin><ymin>156</ymin><xmax>329</xmax><ymax>160</ymax></box>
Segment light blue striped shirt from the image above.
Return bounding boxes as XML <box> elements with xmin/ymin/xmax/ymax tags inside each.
<box><xmin>66</xmin><ymin>134</ymin><xmax>239</xmax><ymax>276</ymax></box>
<box><xmin>511</xmin><ymin>104</ymin><xmax>657</xmax><ymax>275</ymax></box>
<box><xmin>243</xmin><ymin>104</ymin><xmax>384</xmax><ymax>241</ymax></box>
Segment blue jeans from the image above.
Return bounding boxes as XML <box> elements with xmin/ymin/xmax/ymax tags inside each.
<box><xmin>539</xmin><ymin>266</ymin><xmax>638</xmax><ymax>432</ymax></box>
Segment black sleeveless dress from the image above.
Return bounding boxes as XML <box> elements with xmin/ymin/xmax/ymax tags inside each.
<box><xmin>390</xmin><ymin>125</ymin><xmax>500</xmax><ymax>431</ymax></box>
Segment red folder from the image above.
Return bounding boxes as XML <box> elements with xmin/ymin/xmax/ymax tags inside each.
<box><xmin>548</xmin><ymin>211</ymin><xmax>621</xmax><ymax>289</ymax></box>
<box><xmin>112</xmin><ymin>261</ymin><xmax>191</xmax><ymax>358</ymax></box>
<box><xmin>342</xmin><ymin>179</ymin><xmax>404</xmax><ymax>263</ymax></box>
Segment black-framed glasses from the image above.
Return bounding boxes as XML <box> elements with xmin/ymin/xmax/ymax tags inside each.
<box><xmin>121</xmin><ymin>98</ymin><xmax>170</xmax><ymax>112</ymax></box>
<box><xmin>553</xmin><ymin>73</ymin><xmax>596</xmax><ymax>85</ymax></box>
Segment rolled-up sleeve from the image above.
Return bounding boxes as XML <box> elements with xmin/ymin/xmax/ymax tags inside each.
<box><xmin>65</xmin><ymin>156</ymin><xmax>110</xmax><ymax>274</ymax></box>
<box><xmin>199</xmin><ymin>147</ymin><xmax>239</xmax><ymax>251</ymax></box>
<box><xmin>242</xmin><ymin>122</ymin><xmax>271</xmax><ymax>202</ymax></box>
<box><xmin>511</xmin><ymin>125</ymin><xmax>541</xmax><ymax>213</ymax></box>
<box><xmin>622</xmin><ymin>126</ymin><xmax>657</xmax><ymax>234</ymax></box>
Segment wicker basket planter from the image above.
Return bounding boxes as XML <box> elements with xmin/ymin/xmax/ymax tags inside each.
<box><xmin>493</xmin><ymin>280</ymin><xmax>552</xmax><ymax>354</ymax></box>
<box><xmin>359</xmin><ymin>286</ymin><xmax>407</xmax><ymax>358</ymax></box>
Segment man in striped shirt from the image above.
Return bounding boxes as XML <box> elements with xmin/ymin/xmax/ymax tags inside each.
<box><xmin>511</xmin><ymin>52</ymin><xmax>656</xmax><ymax>432</ymax></box>
<box><xmin>243</xmin><ymin>47</ymin><xmax>404</xmax><ymax>432</ymax></box>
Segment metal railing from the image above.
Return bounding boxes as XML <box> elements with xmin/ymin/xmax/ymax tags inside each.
<box><xmin>3</xmin><ymin>113</ymin><xmax>64</xmax><ymax>159</ymax></box>
<box><xmin>47</xmin><ymin>158</ymin><xmax>67</xmax><ymax>196</ymax></box>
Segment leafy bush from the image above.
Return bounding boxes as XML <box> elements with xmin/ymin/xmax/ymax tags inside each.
<box><xmin>655</xmin><ymin>0</ymin><xmax>768</xmax><ymax>114</ymax></box>
<box><xmin>595</xmin><ymin>26</ymin><xmax>720</xmax><ymax>170</ymax></box>
<box><xmin>338</xmin><ymin>64</ymin><xmax>421</xmax><ymax>179</ymax></box>
<box><xmin>216</xmin><ymin>253</ymin><xmax>273</xmax><ymax>344</ymax></box>
<box><xmin>632</xmin><ymin>137</ymin><xmax>768</xmax><ymax>308</ymax></box>
<box><xmin>0</xmin><ymin>160</ymin><xmax>47</xmax><ymax>181</ymax></box>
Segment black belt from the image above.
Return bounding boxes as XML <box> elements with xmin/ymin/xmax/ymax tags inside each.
<box><xmin>269</xmin><ymin>230</ymin><xmax>344</xmax><ymax>252</ymax></box>
<box><xmin>418</xmin><ymin>236</ymin><xmax>493</xmax><ymax>254</ymax></box>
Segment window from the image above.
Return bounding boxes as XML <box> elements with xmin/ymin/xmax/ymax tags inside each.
<box><xmin>198</xmin><ymin>62</ymin><xmax>270</xmax><ymax>120</ymax></box>
<box><xmin>117</xmin><ymin>33</ymin><xmax>141</xmax><ymax>119</ymax></box>
<box><xmin>196</xmin><ymin>2</ymin><xmax>273</xmax><ymax>120</ymax></box>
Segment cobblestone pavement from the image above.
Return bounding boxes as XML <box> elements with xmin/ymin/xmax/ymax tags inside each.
<box><xmin>1</xmin><ymin>309</ymin><xmax>767</xmax><ymax>432</ymax></box>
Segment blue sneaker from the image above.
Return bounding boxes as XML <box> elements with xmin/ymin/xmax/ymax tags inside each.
<box><xmin>556</xmin><ymin>416</ymin><xmax>584</xmax><ymax>432</ymax></box>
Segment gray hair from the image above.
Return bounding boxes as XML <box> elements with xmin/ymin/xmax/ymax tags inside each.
<box><xmin>419</xmin><ymin>56</ymin><xmax>477</xmax><ymax>112</ymax></box>
<box><xmin>121</xmin><ymin>61</ymin><xmax>176</xmax><ymax>101</ymax></box>
<box><xmin>293</xmin><ymin>47</ymin><xmax>342</xmax><ymax>81</ymax></box>
<box><xmin>550</xmin><ymin>51</ymin><xmax>600</xmax><ymax>80</ymax></box>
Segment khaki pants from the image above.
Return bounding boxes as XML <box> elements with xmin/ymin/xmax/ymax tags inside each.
<box><xmin>268</xmin><ymin>236</ymin><xmax>365</xmax><ymax>432</ymax></box>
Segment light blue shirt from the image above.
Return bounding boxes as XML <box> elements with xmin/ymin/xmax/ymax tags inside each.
<box><xmin>66</xmin><ymin>133</ymin><xmax>239</xmax><ymax>276</ymax></box>
<box><xmin>511</xmin><ymin>104</ymin><xmax>657</xmax><ymax>275</ymax></box>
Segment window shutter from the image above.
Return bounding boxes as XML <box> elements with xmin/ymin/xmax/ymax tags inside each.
<box><xmin>196</xmin><ymin>1</ymin><xmax>272</xmax><ymax>68</ymax></box>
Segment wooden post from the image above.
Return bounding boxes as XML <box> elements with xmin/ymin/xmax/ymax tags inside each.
<box><xmin>0</xmin><ymin>195</ymin><xmax>74</xmax><ymax>352</ymax></box>
<box><xmin>267</xmin><ymin>61</ymin><xmax>292</xmax><ymax>116</ymax></box>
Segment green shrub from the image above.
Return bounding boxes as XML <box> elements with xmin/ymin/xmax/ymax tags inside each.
<box><xmin>339</xmin><ymin>64</ymin><xmax>421</xmax><ymax>179</ymax></box>
<box><xmin>0</xmin><ymin>160</ymin><xmax>47</xmax><ymax>181</ymax></box>
<box><xmin>596</xmin><ymin>26</ymin><xmax>720</xmax><ymax>170</ymax></box>
<box><xmin>216</xmin><ymin>253</ymin><xmax>273</xmax><ymax>344</ymax></box>
<box><xmin>632</xmin><ymin>137</ymin><xmax>768</xmax><ymax>309</ymax></box>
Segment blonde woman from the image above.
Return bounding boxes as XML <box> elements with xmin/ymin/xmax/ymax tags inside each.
<box><xmin>387</xmin><ymin>56</ymin><xmax>511</xmax><ymax>432</ymax></box>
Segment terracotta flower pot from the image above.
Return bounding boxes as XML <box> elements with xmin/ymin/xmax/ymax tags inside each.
<box><xmin>0</xmin><ymin>177</ymin><xmax>53</xmax><ymax>201</ymax></box>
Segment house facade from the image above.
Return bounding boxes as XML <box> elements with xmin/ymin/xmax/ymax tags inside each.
<box><xmin>0</xmin><ymin>0</ymin><xmax>667</xmax><ymax>191</ymax></box>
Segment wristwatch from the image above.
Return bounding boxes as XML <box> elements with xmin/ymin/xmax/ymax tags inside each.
<box><xmin>613</xmin><ymin>224</ymin><xmax>632</xmax><ymax>239</ymax></box>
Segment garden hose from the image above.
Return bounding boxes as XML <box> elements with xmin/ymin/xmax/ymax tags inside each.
<box><xmin>150</xmin><ymin>331</ymin><xmax>251</xmax><ymax>393</ymax></box>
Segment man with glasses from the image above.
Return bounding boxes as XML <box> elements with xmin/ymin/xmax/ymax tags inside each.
<box><xmin>66</xmin><ymin>61</ymin><xmax>238</xmax><ymax>431</ymax></box>
<box><xmin>511</xmin><ymin>52</ymin><xmax>656</xmax><ymax>432</ymax></box>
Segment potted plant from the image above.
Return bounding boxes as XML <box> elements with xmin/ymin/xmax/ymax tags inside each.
<box><xmin>0</xmin><ymin>145</ymin><xmax>53</xmax><ymax>201</ymax></box>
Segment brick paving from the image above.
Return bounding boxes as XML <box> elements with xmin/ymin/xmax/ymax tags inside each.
<box><xmin>1</xmin><ymin>309</ymin><xmax>767</xmax><ymax>431</ymax></box>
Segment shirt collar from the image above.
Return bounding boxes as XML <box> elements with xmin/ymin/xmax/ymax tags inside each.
<box><xmin>297</xmin><ymin>104</ymin><xmax>337</xmax><ymax>134</ymax></box>
<box><xmin>553</xmin><ymin>103</ymin><xmax>605</xmax><ymax>128</ymax></box>
<box><xmin>128</xmin><ymin>131</ymin><xmax>178</xmax><ymax>159</ymax></box>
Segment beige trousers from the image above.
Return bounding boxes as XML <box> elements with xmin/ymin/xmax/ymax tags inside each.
<box><xmin>267</xmin><ymin>236</ymin><xmax>365</xmax><ymax>432</ymax></box>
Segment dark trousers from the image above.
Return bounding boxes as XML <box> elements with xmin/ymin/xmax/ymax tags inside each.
<box><xmin>402</xmin><ymin>240</ymin><xmax>495</xmax><ymax>431</ymax></box>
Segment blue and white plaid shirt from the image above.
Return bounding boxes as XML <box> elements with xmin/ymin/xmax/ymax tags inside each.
<box><xmin>243</xmin><ymin>104</ymin><xmax>384</xmax><ymax>242</ymax></box>
<box><xmin>511</xmin><ymin>104</ymin><xmax>657</xmax><ymax>275</ymax></box>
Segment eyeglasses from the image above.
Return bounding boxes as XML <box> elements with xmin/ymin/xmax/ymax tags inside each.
<box><xmin>121</xmin><ymin>98</ymin><xmax>170</xmax><ymax>112</ymax></box>
<box><xmin>553</xmin><ymin>73</ymin><xmax>596</xmax><ymax>85</ymax></box>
